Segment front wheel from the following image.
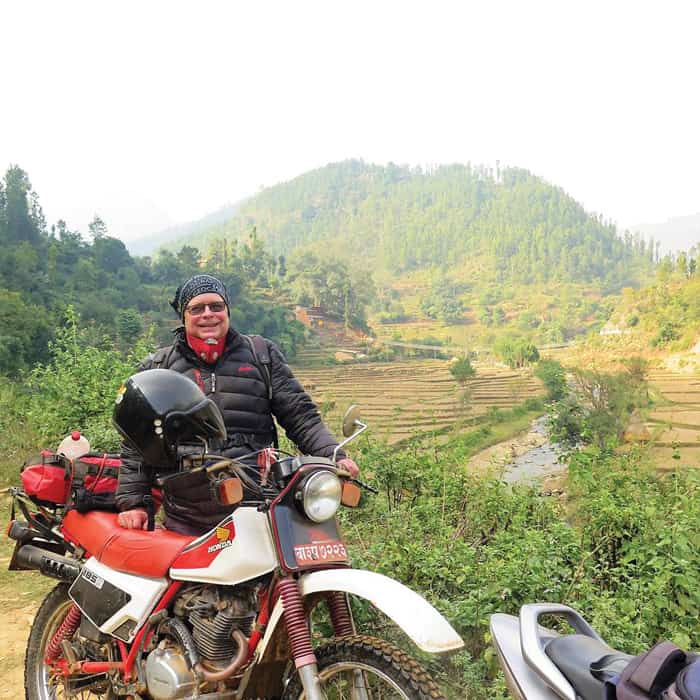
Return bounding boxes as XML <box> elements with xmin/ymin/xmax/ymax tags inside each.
<box><xmin>282</xmin><ymin>635</ymin><xmax>446</xmax><ymax>700</ymax></box>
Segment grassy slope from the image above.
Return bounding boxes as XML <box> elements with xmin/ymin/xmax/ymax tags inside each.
<box><xmin>371</xmin><ymin>267</ymin><xmax>609</xmax><ymax>349</ymax></box>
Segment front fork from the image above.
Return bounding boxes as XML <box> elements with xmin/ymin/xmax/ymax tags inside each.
<box><xmin>277</xmin><ymin>577</ymin><xmax>325</xmax><ymax>700</ymax></box>
<box><xmin>278</xmin><ymin>578</ymin><xmax>368</xmax><ymax>700</ymax></box>
<box><xmin>326</xmin><ymin>591</ymin><xmax>370</xmax><ymax>700</ymax></box>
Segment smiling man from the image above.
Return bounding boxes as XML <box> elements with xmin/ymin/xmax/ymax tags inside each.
<box><xmin>116</xmin><ymin>273</ymin><xmax>358</xmax><ymax>534</ymax></box>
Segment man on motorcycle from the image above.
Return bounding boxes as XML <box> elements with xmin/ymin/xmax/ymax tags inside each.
<box><xmin>116</xmin><ymin>273</ymin><xmax>359</xmax><ymax>534</ymax></box>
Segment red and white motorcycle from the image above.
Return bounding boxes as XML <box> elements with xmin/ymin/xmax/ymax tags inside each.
<box><xmin>8</xmin><ymin>407</ymin><xmax>463</xmax><ymax>700</ymax></box>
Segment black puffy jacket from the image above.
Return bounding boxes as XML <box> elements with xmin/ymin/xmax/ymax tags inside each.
<box><xmin>116</xmin><ymin>328</ymin><xmax>344</xmax><ymax>533</ymax></box>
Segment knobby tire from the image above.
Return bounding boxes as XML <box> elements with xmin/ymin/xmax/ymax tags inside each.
<box><xmin>282</xmin><ymin>634</ymin><xmax>446</xmax><ymax>700</ymax></box>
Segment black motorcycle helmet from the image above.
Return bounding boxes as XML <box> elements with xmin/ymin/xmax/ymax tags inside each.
<box><xmin>113</xmin><ymin>369</ymin><xmax>226</xmax><ymax>469</ymax></box>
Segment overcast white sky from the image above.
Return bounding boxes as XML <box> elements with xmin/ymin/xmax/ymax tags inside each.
<box><xmin>1</xmin><ymin>0</ymin><xmax>698</xmax><ymax>241</ymax></box>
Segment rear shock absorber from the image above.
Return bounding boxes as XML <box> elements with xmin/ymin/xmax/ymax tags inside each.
<box><xmin>45</xmin><ymin>604</ymin><xmax>82</xmax><ymax>663</ymax></box>
<box><xmin>326</xmin><ymin>592</ymin><xmax>354</xmax><ymax>637</ymax></box>
<box><xmin>276</xmin><ymin>577</ymin><xmax>316</xmax><ymax>669</ymax></box>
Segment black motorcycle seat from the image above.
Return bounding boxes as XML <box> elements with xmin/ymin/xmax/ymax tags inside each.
<box><xmin>545</xmin><ymin>634</ymin><xmax>633</xmax><ymax>700</ymax></box>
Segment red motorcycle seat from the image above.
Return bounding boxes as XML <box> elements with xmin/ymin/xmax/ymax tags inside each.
<box><xmin>61</xmin><ymin>511</ymin><xmax>196</xmax><ymax>578</ymax></box>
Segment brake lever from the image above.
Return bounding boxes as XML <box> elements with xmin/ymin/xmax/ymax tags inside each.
<box><xmin>353</xmin><ymin>478</ymin><xmax>378</xmax><ymax>494</ymax></box>
<box><xmin>336</xmin><ymin>470</ymin><xmax>378</xmax><ymax>494</ymax></box>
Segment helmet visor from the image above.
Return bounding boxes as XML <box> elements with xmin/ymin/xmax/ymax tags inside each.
<box><xmin>164</xmin><ymin>397</ymin><xmax>226</xmax><ymax>446</ymax></box>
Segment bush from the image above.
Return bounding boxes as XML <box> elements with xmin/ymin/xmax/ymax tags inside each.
<box><xmin>344</xmin><ymin>433</ymin><xmax>700</xmax><ymax>695</ymax></box>
<box><xmin>548</xmin><ymin>393</ymin><xmax>586</xmax><ymax>446</ymax></box>
<box><xmin>548</xmin><ymin>367</ymin><xmax>647</xmax><ymax>449</ymax></box>
<box><xmin>376</xmin><ymin>311</ymin><xmax>410</xmax><ymax>324</ymax></box>
<box><xmin>420</xmin><ymin>280</ymin><xmax>465</xmax><ymax>323</ymax></box>
<box><xmin>449</xmin><ymin>356</ymin><xmax>476</xmax><ymax>384</ymax></box>
<box><xmin>24</xmin><ymin>307</ymin><xmax>153</xmax><ymax>450</ymax></box>
<box><xmin>567</xmin><ymin>448</ymin><xmax>700</xmax><ymax>651</ymax></box>
<box><xmin>535</xmin><ymin>359</ymin><xmax>567</xmax><ymax>401</ymax></box>
<box><xmin>494</xmin><ymin>337</ymin><xmax>540</xmax><ymax>368</ymax></box>
<box><xmin>652</xmin><ymin>322</ymin><xmax>681</xmax><ymax>347</ymax></box>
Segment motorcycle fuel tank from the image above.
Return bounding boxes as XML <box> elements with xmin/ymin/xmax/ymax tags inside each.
<box><xmin>169</xmin><ymin>508</ymin><xmax>277</xmax><ymax>585</ymax></box>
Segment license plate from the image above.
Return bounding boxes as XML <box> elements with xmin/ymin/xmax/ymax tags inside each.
<box><xmin>294</xmin><ymin>540</ymin><xmax>348</xmax><ymax>564</ymax></box>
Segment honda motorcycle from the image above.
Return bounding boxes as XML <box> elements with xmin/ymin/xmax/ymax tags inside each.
<box><xmin>8</xmin><ymin>406</ymin><xmax>463</xmax><ymax>700</ymax></box>
<box><xmin>490</xmin><ymin>603</ymin><xmax>634</xmax><ymax>700</ymax></box>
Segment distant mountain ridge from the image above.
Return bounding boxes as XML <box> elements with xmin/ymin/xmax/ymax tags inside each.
<box><xmin>628</xmin><ymin>213</ymin><xmax>700</xmax><ymax>254</ymax></box>
<box><xmin>126</xmin><ymin>202</ymin><xmax>242</xmax><ymax>256</ymax></box>
<box><xmin>159</xmin><ymin>159</ymin><xmax>655</xmax><ymax>287</ymax></box>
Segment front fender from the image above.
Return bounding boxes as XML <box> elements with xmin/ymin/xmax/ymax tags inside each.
<box><xmin>258</xmin><ymin>569</ymin><xmax>464</xmax><ymax>657</ymax></box>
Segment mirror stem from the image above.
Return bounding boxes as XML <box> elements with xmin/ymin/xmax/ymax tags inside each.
<box><xmin>333</xmin><ymin>420</ymin><xmax>368</xmax><ymax>463</ymax></box>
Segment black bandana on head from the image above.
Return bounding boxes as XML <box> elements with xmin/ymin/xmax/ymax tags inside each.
<box><xmin>170</xmin><ymin>274</ymin><xmax>230</xmax><ymax>320</ymax></box>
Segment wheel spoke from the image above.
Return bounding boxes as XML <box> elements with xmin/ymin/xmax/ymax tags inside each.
<box><xmin>282</xmin><ymin>636</ymin><xmax>445</xmax><ymax>700</ymax></box>
<box><xmin>319</xmin><ymin>662</ymin><xmax>413</xmax><ymax>700</ymax></box>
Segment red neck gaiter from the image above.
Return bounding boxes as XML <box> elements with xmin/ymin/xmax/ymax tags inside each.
<box><xmin>186</xmin><ymin>334</ymin><xmax>227</xmax><ymax>364</ymax></box>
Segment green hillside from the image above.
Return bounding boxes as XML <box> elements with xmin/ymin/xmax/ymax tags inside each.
<box><xmin>604</xmin><ymin>255</ymin><xmax>700</xmax><ymax>351</ymax></box>
<box><xmin>0</xmin><ymin>166</ymin><xmax>306</xmax><ymax>375</ymax></box>
<box><xmin>171</xmin><ymin>160</ymin><xmax>655</xmax><ymax>287</ymax></box>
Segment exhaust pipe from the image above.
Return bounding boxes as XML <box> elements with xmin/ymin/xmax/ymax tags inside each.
<box><xmin>16</xmin><ymin>544</ymin><xmax>82</xmax><ymax>583</ymax></box>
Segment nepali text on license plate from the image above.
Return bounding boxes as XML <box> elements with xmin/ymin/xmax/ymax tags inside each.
<box><xmin>294</xmin><ymin>541</ymin><xmax>347</xmax><ymax>564</ymax></box>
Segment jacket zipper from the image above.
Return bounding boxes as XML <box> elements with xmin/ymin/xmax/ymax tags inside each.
<box><xmin>211</xmin><ymin>371</ymin><xmax>217</xmax><ymax>393</ymax></box>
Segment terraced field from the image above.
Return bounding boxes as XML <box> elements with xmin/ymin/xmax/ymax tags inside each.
<box><xmin>643</xmin><ymin>369</ymin><xmax>700</xmax><ymax>469</ymax></box>
<box><xmin>293</xmin><ymin>359</ymin><xmax>543</xmax><ymax>443</ymax></box>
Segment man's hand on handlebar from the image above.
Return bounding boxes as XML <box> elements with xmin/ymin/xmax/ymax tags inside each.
<box><xmin>337</xmin><ymin>457</ymin><xmax>360</xmax><ymax>479</ymax></box>
<box><xmin>117</xmin><ymin>508</ymin><xmax>149</xmax><ymax>530</ymax></box>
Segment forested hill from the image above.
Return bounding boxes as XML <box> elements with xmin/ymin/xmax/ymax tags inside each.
<box><xmin>0</xmin><ymin>166</ymin><xmax>306</xmax><ymax>375</ymax></box>
<box><xmin>173</xmin><ymin>160</ymin><xmax>655</xmax><ymax>287</ymax></box>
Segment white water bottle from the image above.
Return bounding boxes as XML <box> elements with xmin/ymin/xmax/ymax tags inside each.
<box><xmin>57</xmin><ymin>431</ymin><xmax>91</xmax><ymax>461</ymax></box>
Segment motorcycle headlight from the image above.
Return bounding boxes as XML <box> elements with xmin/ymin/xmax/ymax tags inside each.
<box><xmin>297</xmin><ymin>471</ymin><xmax>342</xmax><ymax>522</ymax></box>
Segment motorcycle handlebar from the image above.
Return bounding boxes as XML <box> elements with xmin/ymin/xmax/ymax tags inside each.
<box><xmin>156</xmin><ymin>451</ymin><xmax>375</xmax><ymax>498</ymax></box>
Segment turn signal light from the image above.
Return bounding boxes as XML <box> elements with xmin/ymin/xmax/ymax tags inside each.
<box><xmin>217</xmin><ymin>477</ymin><xmax>243</xmax><ymax>505</ymax></box>
<box><xmin>341</xmin><ymin>482</ymin><xmax>361</xmax><ymax>508</ymax></box>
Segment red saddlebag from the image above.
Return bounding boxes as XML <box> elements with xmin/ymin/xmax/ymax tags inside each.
<box><xmin>21</xmin><ymin>451</ymin><xmax>121</xmax><ymax>509</ymax></box>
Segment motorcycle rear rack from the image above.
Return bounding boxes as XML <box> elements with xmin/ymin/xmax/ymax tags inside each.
<box><xmin>519</xmin><ymin>603</ymin><xmax>606</xmax><ymax>700</ymax></box>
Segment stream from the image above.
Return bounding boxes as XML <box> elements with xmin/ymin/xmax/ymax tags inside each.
<box><xmin>501</xmin><ymin>416</ymin><xmax>568</xmax><ymax>484</ymax></box>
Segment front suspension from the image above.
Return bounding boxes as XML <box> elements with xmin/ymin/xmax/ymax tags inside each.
<box><xmin>277</xmin><ymin>577</ymin><xmax>325</xmax><ymax>700</ymax></box>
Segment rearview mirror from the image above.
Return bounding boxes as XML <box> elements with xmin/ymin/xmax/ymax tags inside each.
<box><xmin>342</xmin><ymin>405</ymin><xmax>362</xmax><ymax>438</ymax></box>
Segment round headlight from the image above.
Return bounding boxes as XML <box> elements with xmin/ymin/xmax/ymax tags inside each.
<box><xmin>299</xmin><ymin>471</ymin><xmax>342</xmax><ymax>523</ymax></box>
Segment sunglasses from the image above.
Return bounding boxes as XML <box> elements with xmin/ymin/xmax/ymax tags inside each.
<box><xmin>186</xmin><ymin>301</ymin><xmax>227</xmax><ymax>315</ymax></box>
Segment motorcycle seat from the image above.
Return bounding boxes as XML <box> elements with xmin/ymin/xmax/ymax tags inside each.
<box><xmin>61</xmin><ymin>510</ymin><xmax>196</xmax><ymax>578</ymax></box>
<box><xmin>545</xmin><ymin>634</ymin><xmax>633</xmax><ymax>700</ymax></box>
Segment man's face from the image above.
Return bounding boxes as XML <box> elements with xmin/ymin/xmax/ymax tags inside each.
<box><xmin>183</xmin><ymin>292</ymin><xmax>230</xmax><ymax>340</ymax></box>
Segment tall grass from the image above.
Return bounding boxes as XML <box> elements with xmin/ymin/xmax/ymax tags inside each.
<box><xmin>0</xmin><ymin>378</ymin><xmax>39</xmax><ymax>486</ymax></box>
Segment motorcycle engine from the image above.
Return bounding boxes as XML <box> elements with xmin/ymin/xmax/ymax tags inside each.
<box><xmin>145</xmin><ymin>647</ymin><xmax>198</xmax><ymax>700</ymax></box>
<box><xmin>177</xmin><ymin>584</ymin><xmax>257</xmax><ymax>665</ymax></box>
<box><xmin>145</xmin><ymin>585</ymin><xmax>257</xmax><ymax>700</ymax></box>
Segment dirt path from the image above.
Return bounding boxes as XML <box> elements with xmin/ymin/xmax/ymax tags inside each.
<box><xmin>0</xmin><ymin>517</ymin><xmax>53</xmax><ymax>698</ymax></box>
<box><xmin>0</xmin><ymin>604</ymin><xmax>35</xmax><ymax>698</ymax></box>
